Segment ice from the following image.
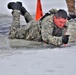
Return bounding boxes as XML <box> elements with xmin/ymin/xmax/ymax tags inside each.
<box><xmin>0</xmin><ymin>46</ymin><xmax>76</xmax><ymax>75</ymax></box>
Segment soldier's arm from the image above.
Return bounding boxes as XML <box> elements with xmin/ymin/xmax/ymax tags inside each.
<box><xmin>41</xmin><ymin>21</ymin><xmax>63</xmax><ymax>46</ymax></box>
<box><xmin>63</xmin><ymin>21</ymin><xmax>69</xmax><ymax>35</ymax></box>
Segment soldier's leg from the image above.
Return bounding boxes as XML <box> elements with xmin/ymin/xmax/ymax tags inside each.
<box><xmin>66</xmin><ymin>0</ymin><xmax>76</xmax><ymax>19</ymax></box>
<box><xmin>10</xmin><ymin>9</ymin><xmax>30</xmax><ymax>39</ymax></box>
<box><xmin>66</xmin><ymin>0</ymin><xmax>75</xmax><ymax>15</ymax></box>
<box><xmin>7</xmin><ymin>2</ymin><xmax>33</xmax><ymax>39</ymax></box>
<box><xmin>7</xmin><ymin>2</ymin><xmax>22</xmax><ymax>38</ymax></box>
<box><xmin>9</xmin><ymin>10</ymin><xmax>21</xmax><ymax>39</ymax></box>
<box><xmin>20</xmin><ymin>7</ymin><xmax>33</xmax><ymax>23</ymax></box>
<box><xmin>7</xmin><ymin>2</ymin><xmax>37</xmax><ymax>39</ymax></box>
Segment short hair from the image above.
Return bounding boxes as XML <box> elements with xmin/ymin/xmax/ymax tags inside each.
<box><xmin>55</xmin><ymin>9</ymin><xmax>68</xmax><ymax>19</ymax></box>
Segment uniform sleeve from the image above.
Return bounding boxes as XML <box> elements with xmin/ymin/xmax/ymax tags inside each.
<box><xmin>63</xmin><ymin>21</ymin><xmax>69</xmax><ymax>35</ymax></box>
<box><xmin>41</xmin><ymin>20</ymin><xmax>63</xmax><ymax>46</ymax></box>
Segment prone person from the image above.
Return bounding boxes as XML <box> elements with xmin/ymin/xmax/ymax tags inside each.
<box><xmin>7</xmin><ymin>2</ymin><xmax>70</xmax><ymax>47</ymax></box>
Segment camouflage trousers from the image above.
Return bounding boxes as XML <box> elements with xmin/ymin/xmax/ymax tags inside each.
<box><xmin>9</xmin><ymin>10</ymin><xmax>41</xmax><ymax>41</ymax></box>
<box><xmin>66</xmin><ymin>0</ymin><xmax>75</xmax><ymax>14</ymax></box>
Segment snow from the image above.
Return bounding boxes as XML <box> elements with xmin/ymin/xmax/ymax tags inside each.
<box><xmin>0</xmin><ymin>46</ymin><xmax>76</xmax><ymax>75</ymax></box>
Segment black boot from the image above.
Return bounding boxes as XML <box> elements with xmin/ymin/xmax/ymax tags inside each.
<box><xmin>7</xmin><ymin>2</ymin><xmax>22</xmax><ymax>10</ymax></box>
<box><xmin>70</xmin><ymin>14</ymin><xmax>76</xmax><ymax>18</ymax></box>
<box><xmin>20</xmin><ymin>7</ymin><xmax>27</xmax><ymax>15</ymax></box>
<box><xmin>68</xmin><ymin>14</ymin><xmax>76</xmax><ymax>20</ymax></box>
<box><xmin>16</xmin><ymin>1</ymin><xmax>22</xmax><ymax>6</ymax></box>
<box><xmin>7</xmin><ymin>2</ymin><xmax>15</xmax><ymax>9</ymax></box>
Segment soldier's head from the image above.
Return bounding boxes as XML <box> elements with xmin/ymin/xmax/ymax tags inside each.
<box><xmin>53</xmin><ymin>9</ymin><xmax>68</xmax><ymax>28</ymax></box>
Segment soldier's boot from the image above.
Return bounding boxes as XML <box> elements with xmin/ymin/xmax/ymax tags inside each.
<box><xmin>7</xmin><ymin>1</ymin><xmax>22</xmax><ymax>10</ymax></box>
<box><xmin>20</xmin><ymin>7</ymin><xmax>33</xmax><ymax>23</ymax></box>
<box><xmin>66</xmin><ymin>0</ymin><xmax>76</xmax><ymax>19</ymax></box>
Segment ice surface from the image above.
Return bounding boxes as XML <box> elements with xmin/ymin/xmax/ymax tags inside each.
<box><xmin>0</xmin><ymin>46</ymin><xmax>76</xmax><ymax>75</ymax></box>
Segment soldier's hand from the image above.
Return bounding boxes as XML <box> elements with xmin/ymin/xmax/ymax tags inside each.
<box><xmin>62</xmin><ymin>35</ymin><xmax>70</xmax><ymax>44</ymax></box>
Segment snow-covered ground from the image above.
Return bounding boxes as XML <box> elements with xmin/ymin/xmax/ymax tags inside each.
<box><xmin>0</xmin><ymin>46</ymin><xmax>76</xmax><ymax>75</ymax></box>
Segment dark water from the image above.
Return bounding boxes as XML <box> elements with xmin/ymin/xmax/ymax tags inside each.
<box><xmin>0</xmin><ymin>15</ymin><xmax>12</xmax><ymax>36</ymax></box>
<box><xmin>0</xmin><ymin>24</ymin><xmax>10</xmax><ymax>36</ymax></box>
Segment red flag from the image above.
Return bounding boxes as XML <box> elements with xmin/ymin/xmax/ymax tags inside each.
<box><xmin>35</xmin><ymin>0</ymin><xmax>43</xmax><ymax>20</ymax></box>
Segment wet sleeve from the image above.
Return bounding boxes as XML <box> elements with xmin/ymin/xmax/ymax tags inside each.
<box><xmin>63</xmin><ymin>21</ymin><xmax>69</xmax><ymax>35</ymax></box>
<box><xmin>41</xmin><ymin>21</ymin><xmax>63</xmax><ymax>46</ymax></box>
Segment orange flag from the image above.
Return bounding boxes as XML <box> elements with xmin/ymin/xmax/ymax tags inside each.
<box><xmin>35</xmin><ymin>0</ymin><xmax>43</xmax><ymax>20</ymax></box>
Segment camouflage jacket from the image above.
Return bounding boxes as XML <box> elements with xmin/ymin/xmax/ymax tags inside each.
<box><xmin>10</xmin><ymin>11</ymin><xmax>68</xmax><ymax>46</ymax></box>
<box><xmin>40</xmin><ymin>14</ymin><xmax>68</xmax><ymax>46</ymax></box>
<box><xmin>23</xmin><ymin>14</ymin><xmax>68</xmax><ymax>46</ymax></box>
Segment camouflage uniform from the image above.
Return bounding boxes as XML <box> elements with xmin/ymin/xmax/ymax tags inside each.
<box><xmin>9</xmin><ymin>10</ymin><xmax>68</xmax><ymax>46</ymax></box>
<box><xmin>9</xmin><ymin>10</ymin><xmax>41</xmax><ymax>40</ymax></box>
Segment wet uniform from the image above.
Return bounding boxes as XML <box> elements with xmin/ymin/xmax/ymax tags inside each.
<box><xmin>9</xmin><ymin>10</ymin><xmax>68</xmax><ymax>46</ymax></box>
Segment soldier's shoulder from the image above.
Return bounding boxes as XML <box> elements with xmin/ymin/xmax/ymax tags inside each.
<box><xmin>42</xmin><ymin>14</ymin><xmax>54</xmax><ymax>22</ymax></box>
<box><xmin>49</xmin><ymin>8</ymin><xmax>57</xmax><ymax>14</ymax></box>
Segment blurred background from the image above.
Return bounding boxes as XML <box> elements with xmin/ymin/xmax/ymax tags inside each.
<box><xmin>0</xmin><ymin>0</ymin><xmax>68</xmax><ymax>15</ymax></box>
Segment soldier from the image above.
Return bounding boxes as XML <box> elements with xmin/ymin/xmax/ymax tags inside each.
<box><xmin>66</xmin><ymin>0</ymin><xmax>76</xmax><ymax>19</ymax></box>
<box><xmin>7</xmin><ymin>2</ymin><xmax>69</xmax><ymax>47</ymax></box>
